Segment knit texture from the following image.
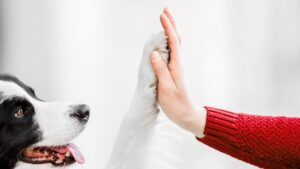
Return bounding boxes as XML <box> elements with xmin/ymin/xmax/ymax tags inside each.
<box><xmin>197</xmin><ymin>107</ymin><xmax>300</xmax><ymax>169</ymax></box>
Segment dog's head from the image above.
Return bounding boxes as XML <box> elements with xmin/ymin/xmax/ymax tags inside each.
<box><xmin>0</xmin><ymin>74</ymin><xmax>89</xmax><ymax>169</ymax></box>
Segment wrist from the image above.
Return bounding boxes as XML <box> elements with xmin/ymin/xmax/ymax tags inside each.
<box><xmin>185</xmin><ymin>107</ymin><xmax>207</xmax><ymax>138</ymax></box>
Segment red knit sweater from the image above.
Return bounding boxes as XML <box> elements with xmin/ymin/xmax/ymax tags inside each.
<box><xmin>197</xmin><ymin>107</ymin><xmax>300</xmax><ymax>169</ymax></box>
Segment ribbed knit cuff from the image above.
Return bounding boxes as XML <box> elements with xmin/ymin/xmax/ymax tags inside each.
<box><xmin>197</xmin><ymin>106</ymin><xmax>240</xmax><ymax>152</ymax></box>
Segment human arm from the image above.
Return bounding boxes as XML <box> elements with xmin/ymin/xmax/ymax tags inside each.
<box><xmin>199</xmin><ymin>106</ymin><xmax>300</xmax><ymax>169</ymax></box>
<box><xmin>152</xmin><ymin>7</ymin><xmax>300</xmax><ymax>169</ymax></box>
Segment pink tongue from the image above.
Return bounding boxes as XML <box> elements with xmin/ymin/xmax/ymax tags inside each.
<box><xmin>67</xmin><ymin>144</ymin><xmax>85</xmax><ymax>164</ymax></box>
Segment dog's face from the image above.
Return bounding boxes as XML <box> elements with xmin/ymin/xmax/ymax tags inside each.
<box><xmin>0</xmin><ymin>75</ymin><xmax>89</xmax><ymax>169</ymax></box>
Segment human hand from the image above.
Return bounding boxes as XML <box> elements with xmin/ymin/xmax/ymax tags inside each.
<box><xmin>150</xmin><ymin>7</ymin><xmax>206</xmax><ymax>138</ymax></box>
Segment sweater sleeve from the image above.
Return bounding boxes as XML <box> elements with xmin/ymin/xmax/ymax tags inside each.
<box><xmin>197</xmin><ymin>106</ymin><xmax>300</xmax><ymax>169</ymax></box>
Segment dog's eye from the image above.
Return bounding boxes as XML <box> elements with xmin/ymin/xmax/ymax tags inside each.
<box><xmin>15</xmin><ymin>109</ymin><xmax>25</xmax><ymax>118</ymax></box>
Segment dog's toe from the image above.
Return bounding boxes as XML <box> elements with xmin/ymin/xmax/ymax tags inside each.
<box><xmin>144</xmin><ymin>31</ymin><xmax>169</xmax><ymax>63</ymax></box>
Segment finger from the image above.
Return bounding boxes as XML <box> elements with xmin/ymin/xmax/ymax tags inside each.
<box><xmin>168</xmin><ymin>61</ymin><xmax>184</xmax><ymax>89</ymax></box>
<box><xmin>151</xmin><ymin>51</ymin><xmax>175</xmax><ymax>86</ymax></box>
<box><xmin>160</xmin><ymin>13</ymin><xmax>180</xmax><ymax>62</ymax></box>
<box><xmin>160</xmin><ymin>13</ymin><xmax>182</xmax><ymax>83</ymax></box>
<box><xmin>163</xmin><ymin>7</ymin><xmax>181</xmax><ymax>44</ymax></box>
<box><xmin>160</xmin><ymin>13</ymin><xmax>179</xmax><ymax>48</ymax></box>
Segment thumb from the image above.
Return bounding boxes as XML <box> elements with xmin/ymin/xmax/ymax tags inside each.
<box><xmin>151</xmin><ymin>51</ymin><xmax>173</xmax><ymax>85</ymax></box>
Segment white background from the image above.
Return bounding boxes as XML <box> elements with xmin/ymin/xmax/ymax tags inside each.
<box><xmin>1</xmin><ymin>0</ymin><xmax>300</xmax><ymax>168</ymax></box>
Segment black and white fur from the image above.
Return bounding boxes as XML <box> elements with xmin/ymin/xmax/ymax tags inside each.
<box><xmin>0</xmin><ymin>75</ymin><xmax>89</xmax><ymax>169</ymax></box>
<box><xmin>106</xmin><ymin>32</ymin><xmax>182</xmax><ymax>169</ymax></box>
<box><xmin>0</xmin><ymin>32</ymin><xmax>180</xmax><ymax>169</ymax></box>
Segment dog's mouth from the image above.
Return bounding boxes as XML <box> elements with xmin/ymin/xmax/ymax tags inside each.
<box><xmin>19</xmin><ymin>143</ymin><xmax>85</xmax><ymax>167</ymax></box>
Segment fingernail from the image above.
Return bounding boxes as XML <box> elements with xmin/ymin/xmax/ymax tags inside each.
<box><xmin>164</xmin><ymin>6</ymin><xmax>168</xmax><ymax>12</ymax></box>
<box><xmin>151</xmin><ymin>51</ymin><xmax>161</xmax><ymax>62</ymax></box>
<box><xmin>164</xmin><ymin>6</ymin><xmax>172</xmax><ymax>14</ymax></box>
<box><xmin>165</xmin><ymin>7</ymin><xmax>169</xmax><ymax>12</ymax></box>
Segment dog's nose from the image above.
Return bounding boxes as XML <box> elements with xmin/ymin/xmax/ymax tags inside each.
<box><xmin>71</xmin><ymin>104</ymin><xmax>90</xmax><ymax>123</ymax></box>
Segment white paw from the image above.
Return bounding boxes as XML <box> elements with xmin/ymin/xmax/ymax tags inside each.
<box><xmin>138</xmin><ymin>32</ymin><xmax>169</xmax><ymax>91</ymax></box>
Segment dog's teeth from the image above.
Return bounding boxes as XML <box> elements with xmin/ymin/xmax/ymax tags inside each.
<box><xmin>65</xmin><ymin>152</ymin><xmax>70</xmax><ymax>157</ymax></box>
<box><xmin>56</xmin><ymin>159</ymin><xmax>63</xmax><ymax>164</ymax></box>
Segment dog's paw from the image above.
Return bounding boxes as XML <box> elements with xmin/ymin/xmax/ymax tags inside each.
<box><xmin>144</xmin><ymin>32</ymin><xmax>169</xmax><ymax>63</ymax></box>
<box><xmin>138</xmin><ymin>32</ymin><xmax>169</xmax><ymax>91</ymax></box>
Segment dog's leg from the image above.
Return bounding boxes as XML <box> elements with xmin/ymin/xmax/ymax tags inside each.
<box><xmin>106</xmin><ymin>32</ymin><xmax>182</xmax><ymax>169</ymax></box>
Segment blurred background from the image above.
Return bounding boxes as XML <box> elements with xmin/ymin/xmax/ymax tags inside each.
<box><xmin>1</xmin><ymin>0</ymin><xmax>300</xmax><ymax>168</ymax></box>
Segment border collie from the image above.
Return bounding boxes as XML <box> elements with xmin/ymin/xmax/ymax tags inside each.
<box><xmin>106</xmin><ymin>32</ymin><xmax>181</xmax><ymax>169</ymax></box>
<box><xmin>0</xmin><ymin>75</ymin><xmax>90</xmax><ymax>169</ymax></box>
<box><xmin>0</xmin><ymin>32</ymin><xmax>180</xmax><ymax>169</ymax></box>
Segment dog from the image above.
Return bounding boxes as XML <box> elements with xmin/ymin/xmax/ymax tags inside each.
<box><xmin>105</xmin><ymin>32</ymin><xmax>181</xmax><ymax>169</ymax></box>
<box><xmin>0</xmin><ymin>32</ymin><xmax>180</xmax><ymax>169</ymax></box>
<box><xmin>0</xmin><ymin>75</ymin><xmax>90</xmax><ymax>169</ymax></box>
